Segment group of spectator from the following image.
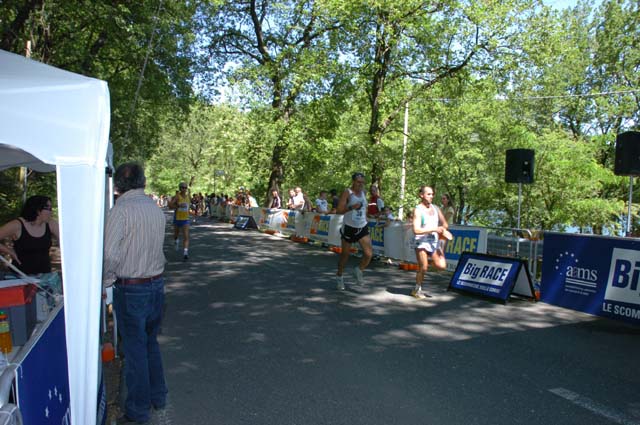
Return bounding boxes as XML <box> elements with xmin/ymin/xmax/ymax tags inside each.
<box><xmin>270</xmin><ymin>185</ymin><xmax>392</xmax><ymax>219</ymax></box>
<box><xmin>157</xmin><ymin>183</ymin><xmax>456</xmax><ymax>226</ymax></box>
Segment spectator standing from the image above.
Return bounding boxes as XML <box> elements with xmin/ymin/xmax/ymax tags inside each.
<box><xmin>330</xmin><ymin>189</ymin><xmax>339</xmax><ymax>212</ymax></box>
<box><xmin>103</xmin><ymin>163</ymin><xmax>168</xmax><ymax>424</ymax></box>
<box><xmin>380</xmin><ymin>206</ymin><xmax>395</xmax><ymax>226</ymax></box>
<box><xmin>269</xmin><ymin>189</ymin><xmax>282</xmax><ymax>209</ymax></box>
<box><xmin>246</xmin><ymin>191</ymin><xmax>259</xmax><ymax>208</ymax></box>
<box><xmin>293</xmin><ymin>187</ymin><xmax>305</xmax><ymax>211</ymax></box>
<box><xmin>315</xmin><ymin>191</ymin><xmax>329</xmax><ymax>214</ymax></box>
<box><xmin>441</xmin><ymin>193</ymin><xmax>456</xmax><ymax>225</ymax></box>
<box><xmin>367</xmin><ymin>184</ymin><xmax>384</xmax><ymax>218</ymax></box>
<box><xmin>286</xmin><ymin>189</ymin><xmax>296</xmax><ymax>209</ymax></box>
<box><xmin>302</xmin><ymin>190</ymin><xmax>313</xmax><ymax>212</ymax></box>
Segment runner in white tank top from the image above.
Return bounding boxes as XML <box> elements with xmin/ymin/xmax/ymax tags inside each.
<box><xmin>343</xmin><ymin>188</ymin><xmax>368</xmax><ymax>228</ymax></box>
<box><xmin>411</xmin><ymin>185</ymin><xmax>448</xmax><ymax>299</ymax></box>
<box><xmin>334</xmin><ymin>172</ymin><xmax>373</xmax><ymax>290</ymax></box>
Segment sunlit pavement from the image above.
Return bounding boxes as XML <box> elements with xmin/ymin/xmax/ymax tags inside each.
<box><xmin>150</xmin><ymin>218</ymin><xmax>640</xmax><ymax>425</ymax></box>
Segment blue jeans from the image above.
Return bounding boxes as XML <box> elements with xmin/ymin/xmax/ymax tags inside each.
<box><xmin>114</xmin><ymin>277</ymin><xmax>168</xmax><ymax>422</ymax></box>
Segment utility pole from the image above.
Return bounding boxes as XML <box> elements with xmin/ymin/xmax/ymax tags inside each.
<box><xmin>398</xmin><ymin>101</ymin><xmax>409</xmax><ymax>220</ymax></box>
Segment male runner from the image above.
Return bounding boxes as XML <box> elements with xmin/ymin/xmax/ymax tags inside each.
<box><xmin>169</xmin><ymin>182</ymin><xmax>191</xmax><ymax>261</ymax></box>
<box><xmin>335</xmin><ymin>172</ymin><xmax>373</xmax><ymax>290</ymax></box>
<box><xmin>412</xmin><ymin>186</ymin><xmax>448</xmax><ymax>298</ymax></box>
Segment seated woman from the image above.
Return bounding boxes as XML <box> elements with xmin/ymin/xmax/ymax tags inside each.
<box><xmin>0</xmin><ymin>195</ymin><xmax>59</xmax><ymax>275</ymax></box>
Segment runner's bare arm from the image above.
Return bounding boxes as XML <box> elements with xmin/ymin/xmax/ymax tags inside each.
<box><xmin>336</xmin><ymin>189</ymin><xmax>352</xmax><ymax>214</ymax></box>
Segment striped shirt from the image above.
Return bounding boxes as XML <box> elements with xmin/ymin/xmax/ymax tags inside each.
<box><xmin>103</xmin><ymin>188</ymin><xmax>166</xmax><ymax>282</ymax></box>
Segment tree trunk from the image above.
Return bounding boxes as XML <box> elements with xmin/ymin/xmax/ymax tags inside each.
<box><xmin>265</xmin><ymin>142</ymin><xmax>285</xmax><ymax>205</ymax></box>
<box><xmin>456</xmin><ymin>185</ymin><xmax>465</xmax><ymax>225</ymax></box>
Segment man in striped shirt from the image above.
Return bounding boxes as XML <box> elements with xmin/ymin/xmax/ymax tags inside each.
<box><xmin>104</xmin><ymin>162</ymin><xmax>168</xmax><ymax>424</ymax></box>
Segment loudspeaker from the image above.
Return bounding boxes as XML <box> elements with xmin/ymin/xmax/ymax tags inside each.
<box><xmin>233</xmin><ymin>215</ymin><xmax>258</xmax><ymax>230</ymax></box>
<box><xmin>614</xmin><ymin>131</ymin><xmax>640</xmax><ymax>176</ymax></box>
<box><xmin>505</xmin><ymin>149</ymin><xmax>535</xmax><ymax>184</ymax></box>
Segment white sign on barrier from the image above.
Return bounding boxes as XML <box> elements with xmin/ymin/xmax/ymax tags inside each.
<box><xmin>383</xmin><ymin>221</ymin><xmax>405</xmax><ymax>259</ymax></box>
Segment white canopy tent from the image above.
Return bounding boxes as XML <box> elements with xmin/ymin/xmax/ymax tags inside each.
<box><xmin>0</xmin><ymin>49</ymin><xmax>110</xmax><ymax>425</ymax></box>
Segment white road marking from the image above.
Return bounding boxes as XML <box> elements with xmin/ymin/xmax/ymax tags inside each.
<box><xmin>549</xmin><ymin>388</ymin><xmax>640</xmax><ymax>425</ymax></box>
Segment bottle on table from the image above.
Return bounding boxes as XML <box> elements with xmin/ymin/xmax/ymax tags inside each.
<box><xmin>0</xmin><ymin>311</ymin><xmax>12</xmax><ymax>354</ymax></box>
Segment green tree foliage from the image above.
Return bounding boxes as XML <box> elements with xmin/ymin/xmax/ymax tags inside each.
<box><xmin>0</xmin><ymin>0</ymin><xmax>198</xmax><ymax>160</ymax></box>
<box><xmin>146</xmin><ymin>102</ymin><xmax>255</xmax><ymax>197</ymax></box>
<box><xmin>196</xmin><ymin>0</ymin><xmax>346</xmax><ymax>193</ymax></box>
<box><xmin>329</xmin><ymin>0</ymin><xmax>539</xmax><ymax>190</ymax></box>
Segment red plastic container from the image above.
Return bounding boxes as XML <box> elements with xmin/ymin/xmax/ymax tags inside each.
<box><xmin>0</xmin><ymin>283</ymin><xmax>37</xmax><ymax>346</ymax></box>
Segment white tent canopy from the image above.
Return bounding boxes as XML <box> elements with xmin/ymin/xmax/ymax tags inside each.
<box><xmin>0</xmin><ymin>49</ymin><xmax>110</xmax><ymax>425</ymax></box>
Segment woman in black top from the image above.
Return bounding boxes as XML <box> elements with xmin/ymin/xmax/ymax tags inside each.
<box><xmin>0</xmin><ymin>195</ymin><xmax>59</xmax><ymax>275</ymax></box>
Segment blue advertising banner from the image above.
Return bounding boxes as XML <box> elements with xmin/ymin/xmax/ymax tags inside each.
<box><xmin>367</xmin><ymin>222</ymin><xmax>385</xmax><ymax>249</ymax></box>
<box><xmin>316</xmin><ymin>215</ymin><xmax>331</xmax><ymax>237</ymax></box>
<box><xmin>541</xmin><ymin>232</ymin><xmax>640</xmax><ymax>325</ymax></box>
<box><xmin>444</xmin><ymin>228</ymin><xmax>483</xmax><ymax>262</ymax></box>
<box><xmin>449</xmin><ymin>252</ymin><xmax>534</xmax><ymax>302</ymax></box>
<box><xmin>16</xmin><ymin>305</ymin><xmax>71</xmax><ymax>425</ymax></box>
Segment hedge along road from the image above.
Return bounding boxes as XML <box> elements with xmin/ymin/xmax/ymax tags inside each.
<box><xmin>145</xmin><ymin>216</ymin><xmax>640</xmax><ymax>425</ymax></box>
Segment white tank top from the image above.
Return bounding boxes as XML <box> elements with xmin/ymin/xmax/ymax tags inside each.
<box><xmin>344</xmin><ymin>188</ymin><xmax>368</xmax><ymax>228</ymax></box>
<box><xmin>416</xmin><ymin>204</ymin><xmax>439</xmax><ymax>240</ymax></box>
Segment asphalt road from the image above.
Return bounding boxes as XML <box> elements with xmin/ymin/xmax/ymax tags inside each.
<box><xmin>146</xmin><ymin>218</ymin><xmax>640</xmax><ymax>425</ymax></box>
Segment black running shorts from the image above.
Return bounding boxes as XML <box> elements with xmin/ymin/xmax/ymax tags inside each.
<box><xmin>340</xmin><ymin>224</ymin><xmax>369</xmax><ymax>243</ymax></box>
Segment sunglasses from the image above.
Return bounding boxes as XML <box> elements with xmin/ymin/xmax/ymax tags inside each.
<box><xmin>179</xmin><ymin>186</ymin><xmax>187</xmax><ymax>189</ymax></box>
<box><xmin>42</xmin><ymin>206</ymin><xmax>52</xmax><ymax>211</ymax></box>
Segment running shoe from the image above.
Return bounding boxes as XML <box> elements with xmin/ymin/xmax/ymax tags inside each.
<box><xmin>174</xmin><ymin>239</ymin><xmax>180</xmax><ymax>251</ymax></box>
<box><xmin>411</xmin><ymin>286</ymin><xmax>429</xmax><ymax>299</ymax></box>
<box><xmin>353</xmin><ymin>266</ymin><xmax>364</xmax><ymax>285</ymax></box>
<box><xmin>183</xmin><ymin>254</ymin><xmax>189</xmax><ymax>261</ymax></box>
<box><xmin>336</xmin><ymin>275</ymin><xmax>345</xmax><ymax>291</ymax></box>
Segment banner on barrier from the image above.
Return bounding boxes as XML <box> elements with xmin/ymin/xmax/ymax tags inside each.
<box><xmin>445</xmin><ymin>227</ymin><xmax>487</xmax><ymax>271</ymax></box>
<box><xmin>449</xmin><ymin>252</ymin><xmax>535</xmax><ymax>303</ymax></box>
<box><xmin>368</xmin><ymin>222</ymin><xmax>385</xmax><ymax>255</ymax></box>
<box><xmin>264</xmin><ymin>209</ymin><xmax>285</xmax><ymax>230</ymax></box>
<box><xmin>541</xmin><ymin>232</ymin><xmax>640</xmax><ymax>325</ymax></box>
<box><xmin>309</xmin><ymin>214</ymin><xmax>331</xmax><ymax>243</ymax></box>
<box><xmin>281</xmin><ymin>210</ymin><xmax>297</xmax><ymax>232</ymax></box>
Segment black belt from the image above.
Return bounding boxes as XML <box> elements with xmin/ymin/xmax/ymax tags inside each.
<box><xmin>117</xmin><ymin>274</ymin><xmax>163</xmax><ymax>285</ymax></box>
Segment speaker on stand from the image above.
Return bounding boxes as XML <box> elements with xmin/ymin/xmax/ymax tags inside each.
<box><xmin>614</xmin><ymin>131</ymin><xmax>640</xmax><ymax>236</ymax></box>
<box><xmin>505</xmin><ymin>149</ymin><xmax>535</xmax><ymax>256</ymax></box>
